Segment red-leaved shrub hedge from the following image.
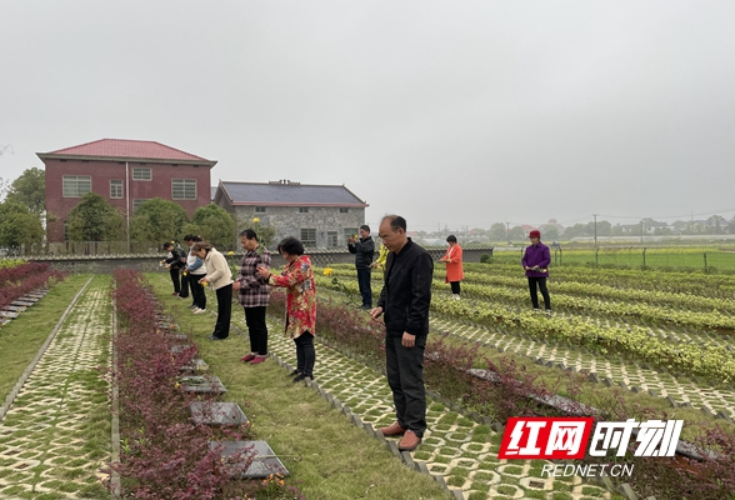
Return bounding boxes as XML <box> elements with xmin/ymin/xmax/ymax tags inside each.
<box><xmin>111</xmin><ymin>270</ymin><xmax>256</xmax><ymax>500</ymax></box>
<box><xmin>0</xmin><ymin>262</ymin><xmax>65</xmax><ymax>310</ymax></box>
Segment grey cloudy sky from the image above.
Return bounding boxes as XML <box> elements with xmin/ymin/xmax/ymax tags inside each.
<box><xmin>2</xmin><ymin>1</ymin><xmax>734</xmax><ymax>230</ymax></box>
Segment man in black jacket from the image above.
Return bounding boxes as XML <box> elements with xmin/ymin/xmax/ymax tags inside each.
<box><xmin>370</xmin><ymin>215</ymin><xmax>433</xmax><ymax>451</ymax></box>
<box><xmin>348</xmin><ymin>224</ymin><xmax>375</xmax><ymax>309</ymax></box>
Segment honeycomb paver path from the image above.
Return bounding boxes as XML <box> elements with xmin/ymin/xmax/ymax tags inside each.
<box><xmin>320</xmin><ymin>285</ymin><xmax>735</xmax><ymax>419</ymax></box>
<box><xmin>211</xmin><ymin>294</ymin><xmax>623</xmax><ymax>500</ymax></box>
<box><xmin>430</xmin><ymin>317</ymin><xmax>735</xmax><ymax>420</ymax></box>
<box><xmin>0</xmin><ymin>276</ymin><xmax>111</xmax><ymax>500</ymax></box>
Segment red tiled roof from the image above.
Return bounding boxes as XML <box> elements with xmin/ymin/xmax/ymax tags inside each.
<box><xmin>47</xmin><ymin>138</ymin><xmax>209</xmax><ymax>161</ymax></box>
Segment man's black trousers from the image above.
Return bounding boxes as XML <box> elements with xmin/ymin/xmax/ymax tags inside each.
<box><xmin>385</xmin><ymin>332</ymin><xmax>427</xmax><ymax>436</ymax></box>
<box><xmin>356</xmin><ymin>268</ymin><xmax>372</xmax><ymax>308</ymax></box>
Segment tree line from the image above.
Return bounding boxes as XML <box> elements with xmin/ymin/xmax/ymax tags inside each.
<box><xmin>0</xmin><ymin>168</ymin><xmax>273</xmax><ymax>254</ymax></box>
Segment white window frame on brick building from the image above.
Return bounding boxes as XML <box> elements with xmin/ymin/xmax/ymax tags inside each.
<box><xmin>132</xmin><ymin>167</ymin><xmax>152</xmax><ymax>181</ymax></box>
<box><xmin>172</xmin><ymin>179</ymin><xmax>197</xmax><ymax>200</ymax></box>
<box><xmin>110</xmin><ymin>179</ymin><xmax>123</xmax><ymax>199</ymax></box>
<box><xmin>62</xmin><ymin>175</ymin><xmax>91</xmax><ymax>198</ymax></box>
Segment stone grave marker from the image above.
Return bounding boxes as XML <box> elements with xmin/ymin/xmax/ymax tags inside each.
<box><xmin>190</xmin><ymin>402</ymin><xmax>248</xmax><ymax>426</ymax></box>
<box><xmin>180</xmin><ymin>375</ymin><xmax>227</xmax><ymax>394</ymax></box>
<box><xmin>0</xmin><ymin>311</ymin><xmax>20</xmax><ymax>319</ymax></box>
<box><xmin>170</xmin><ymin>345</ymin><xmax>187</xmax><ymax>355</ymax></box>
<box><xmin>180</xmin><ymin>358</ymin><xmax>209</xmax><ymax>373</ymax></box>
<box><xmin>11</xmin><ymin>301</ymin><xmax>35</xmax><ymax>307</ymax></box>
<box><xmin>2</xmin><ymin>305</ymin><xmax>26</xmax><ymax>312</ymax></box>
<box><xmin>209</xmin><ymin>441</ymin><xmax>289</xmax><ymax>479</ymax></box>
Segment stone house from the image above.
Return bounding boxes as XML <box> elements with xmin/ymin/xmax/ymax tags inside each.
<box><xmin>215</xmin><ymin>180</ymin><xmax>368</xmax><ymax>249</ymax></box>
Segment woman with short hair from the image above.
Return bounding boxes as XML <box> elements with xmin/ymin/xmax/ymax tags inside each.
<box><xmin>439</xmin><ymin>235</ymin><xmax>464</xmax><ymax>299</ymax></box>
<box><xmin>257</xmin><ymin>236</ymin><xmax>317</xmax><ymax>382</ymax></box>
<box><xmin>192</xmin><ymin>242</ymin><xmax>233</xmax><ymax>340</ymax></box>
<box><xmin>234</xmin><ymin>229</ymin><xmax>271</xmax><ymax>365</ymax></box>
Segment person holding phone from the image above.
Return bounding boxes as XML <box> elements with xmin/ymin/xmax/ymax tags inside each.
<box><xmin>348</xmin><ymin>225</ymin><xmax>375</xmax><ymax>310</ymax></box>
<box><xmin>439</xmin><ymin>234</ymin><xmax>464</xmax><ymax>299</ymax></box>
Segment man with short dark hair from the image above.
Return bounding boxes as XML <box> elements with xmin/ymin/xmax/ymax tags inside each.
<box><xmin>370</xmin><ymin>215</ymin><xmax>433</xmax><ymax>451</ymax></box>
<box><xmin>348</xmin><ymin>224</ymin><xmax>375</xmax><ymax>310</ymax></box>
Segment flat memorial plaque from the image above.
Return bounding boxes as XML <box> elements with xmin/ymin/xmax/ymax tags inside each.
<box><xmin>17</xmin><ymin>296</ymin><xmax>40</xmax><ymax>303</ymax></box>
<box><xmin>167</xmin><ymin>333</ymin><xmax>188</xmax><ymax>341</ymax></box>
<box><xmin>0</xmin><ymin>311</ymin><xmax>19</xmax><ymax>319</ymax></box>
<box><xmin>190</xmin><ymin>402</ymin><xmax>248</xmax><ymax>426</ymax></box>
<box><xmin>170</xmin><ymin>345</ymin><xmax>188</xmax><ymax>355</ymax></box>
<box><xmin>11</xmin><ymin>301</ymin><xmax>34</xmax><ymax>307</ymax></box>
<box><xmin>180</xmin><ymin>375</ymin><xmax>227</xmax><ymax>394</ymax></box>
<box><xmin>0</xmin><ymin>319</ymin><xmax>11</xmax><ymax>327</ymax></box>
<box><xmin>209</xmin><ymin>441</ymin><xmax>289</xmax><ymax>479</ymax></box>
<box><xmin>2</xmin><ymin>306</ymin><xmax>26</xmax><ymax>313</ymax></box>
<box><xmin>180</xmin><ymin>358</ymin><xmax>209</xmax><ymax>373</ymax></box>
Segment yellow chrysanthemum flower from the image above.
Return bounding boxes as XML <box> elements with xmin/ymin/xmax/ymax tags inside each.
<box><xmin>252</xmin><ymin>217</ymin><xmax>260</xmax><ymax>223</ymax></box>
<box><xmin>323</xmin><ymin>268</ymin><xmax>333</xmax><ymax>276</ymax></box>
<box><xmin>227</xmin><ymin>251</ymin><xmax>234</xmax><ymax>255</ymax></box>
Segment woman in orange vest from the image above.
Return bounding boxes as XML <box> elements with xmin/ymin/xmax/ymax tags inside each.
<box><xmin>439</xmin><ymin>235</ymin><xmax>464</xmax><ymax>299</ymax></box>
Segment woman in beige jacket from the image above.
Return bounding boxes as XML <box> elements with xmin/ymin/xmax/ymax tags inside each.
<box><xmin>192</xmin><ymin>242</ymin><xmax>233</xmax><ymax>340</ymax></box>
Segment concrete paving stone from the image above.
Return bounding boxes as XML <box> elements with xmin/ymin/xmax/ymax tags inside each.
<box><xmin>0</xmin><ymin>280</ymin><xmax>111</xmax><ymax>499</ymax></box>
<box><xmin>218</xmin><ymin>308</ymin><xmax>627</xmax><ymax>500</ymax></box>
<box><xmin>431</xmin><ymin>317</ymin><xmax>735</xmax><ymax>420</ymax></box>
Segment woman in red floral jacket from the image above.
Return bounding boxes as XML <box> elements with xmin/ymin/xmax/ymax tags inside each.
<box><xmin>257</xmin><ymin>236</ymin><xmax>317</xmax><ymax>382</ymax></box>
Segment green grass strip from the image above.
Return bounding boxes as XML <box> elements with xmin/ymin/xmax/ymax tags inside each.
<box><xmin>147</xmin><ymin>273</ymin><xmax>454</xmax><ymax>500</ymax></box>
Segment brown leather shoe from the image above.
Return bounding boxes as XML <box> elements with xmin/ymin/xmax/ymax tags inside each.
<box><xmin>378</xmin><ymin>422</ymin><xmax>406</xmax><ymax>436</ymax></box>
<box><xmin>398</xmin><ymin>430</ymin><xmax>422</xmax><ymax>451</ymax></box>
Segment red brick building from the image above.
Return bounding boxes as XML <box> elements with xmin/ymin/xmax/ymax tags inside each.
<box><xmin>38</xmin><ymin>139</ymin><xmax>216</xmax><ymax>242</ymax></box>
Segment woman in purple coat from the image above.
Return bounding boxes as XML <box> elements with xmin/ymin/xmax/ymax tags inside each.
<box><xmin>521</xmin><ymin>230</ymin><xmax>551</xmax><ymax>312</ymax></box>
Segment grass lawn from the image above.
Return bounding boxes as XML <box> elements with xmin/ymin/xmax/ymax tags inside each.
<box><xmin>0</xmin><ymin>273</ymin><xmax>92</xmax><ymax>404</ymax></box>
<box><xmin>147</xmin><ymin>273</ymin><xmax>453</xmax><ymax>500</ymax></box>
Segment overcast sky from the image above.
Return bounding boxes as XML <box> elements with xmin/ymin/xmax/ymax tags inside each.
<box><xmin>2</xmin><ymin>1</ymin><xmax>734</xmax><ymax>230</ymax></box>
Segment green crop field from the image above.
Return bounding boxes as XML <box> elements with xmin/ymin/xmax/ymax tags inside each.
<box><xmin>490</xmin><ymin>246</ymin><xmax>735</xmax><ymax>271</ymax></box>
